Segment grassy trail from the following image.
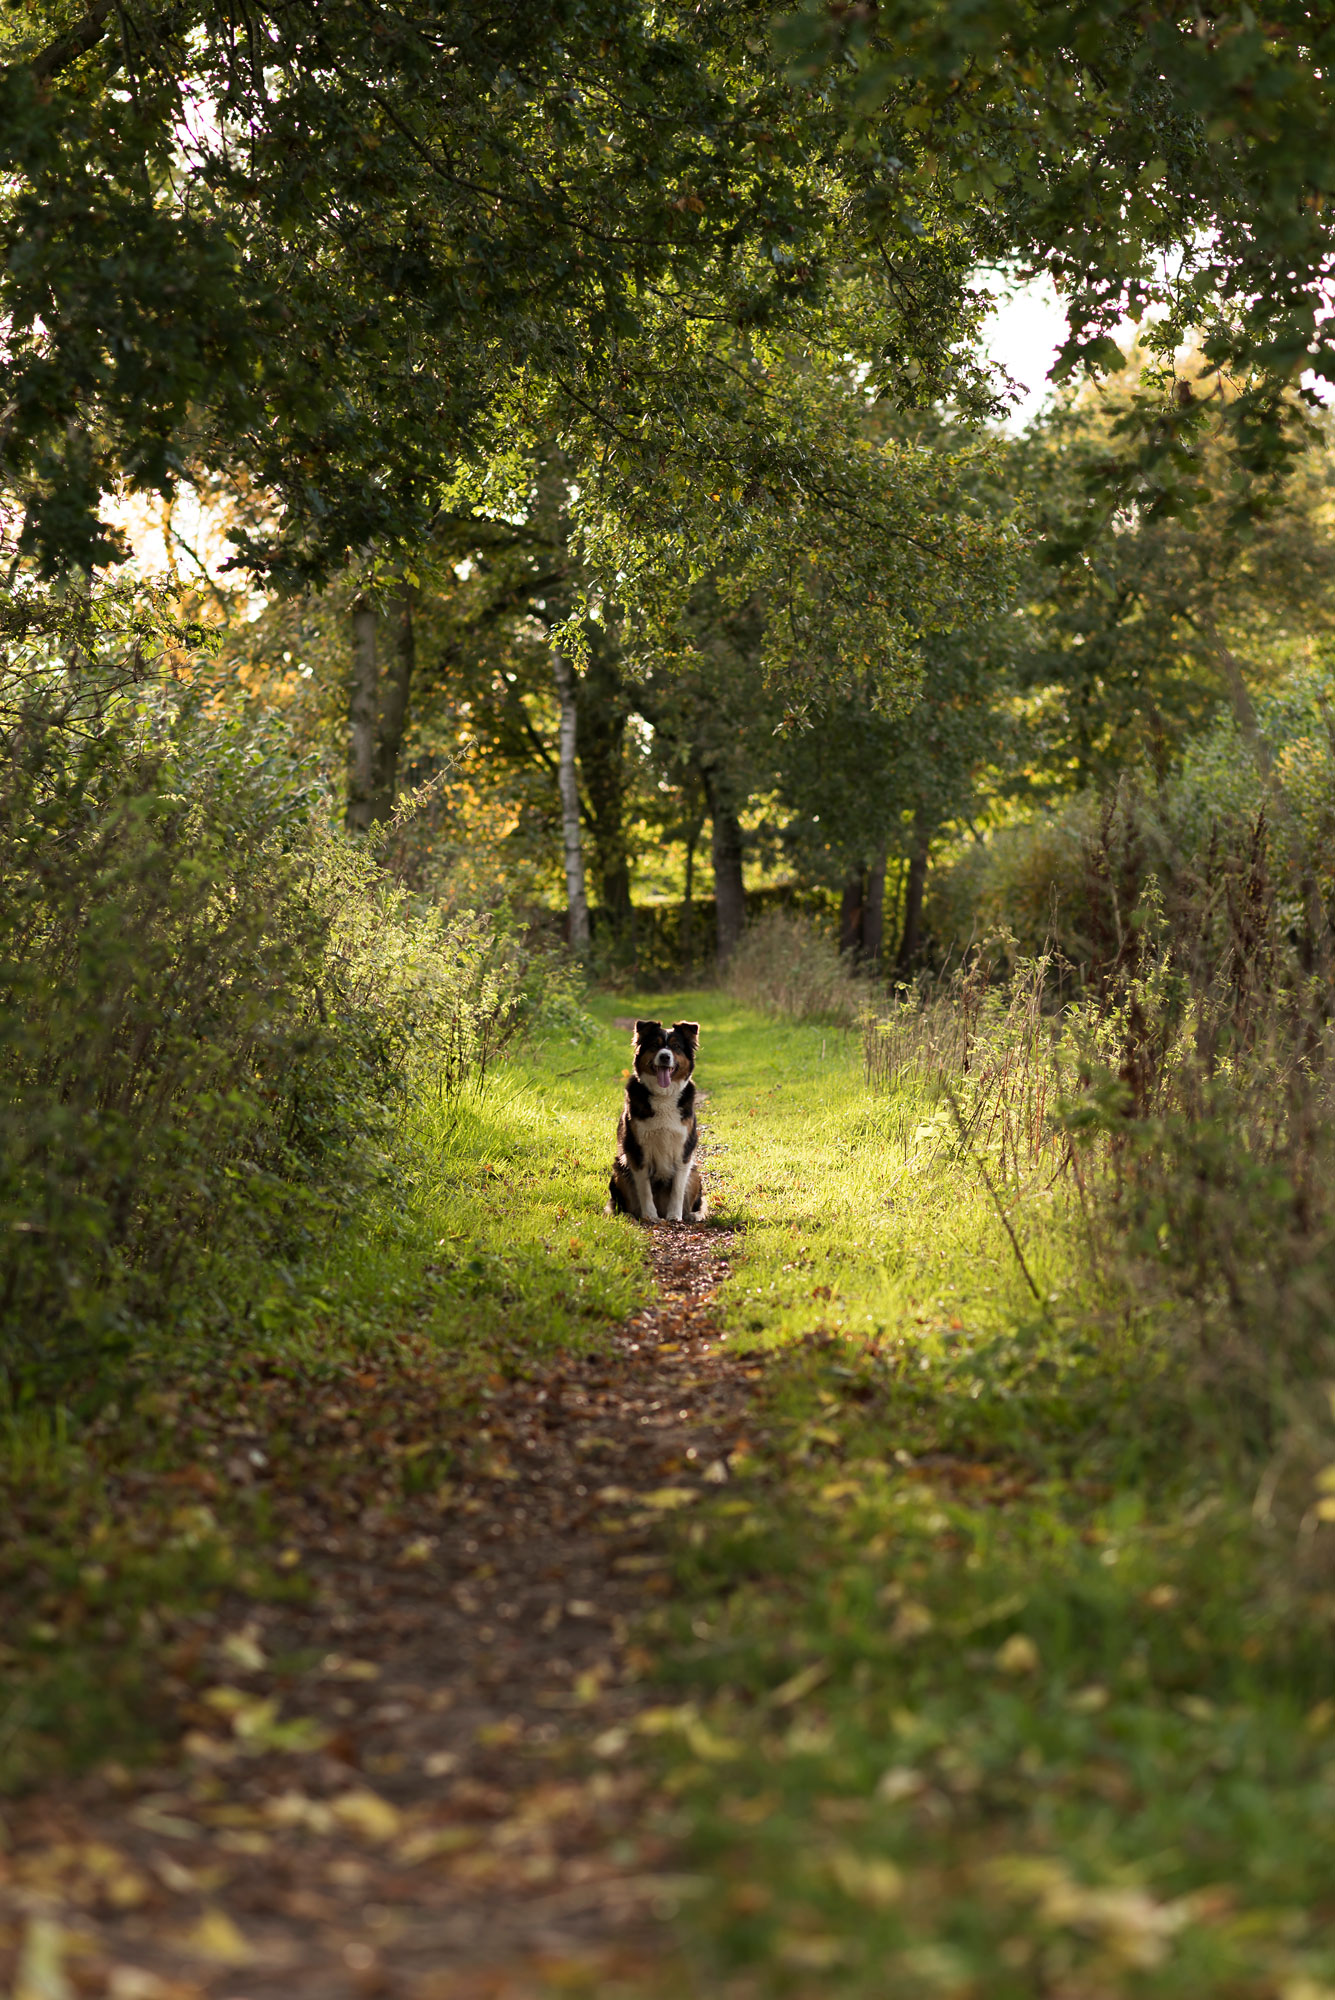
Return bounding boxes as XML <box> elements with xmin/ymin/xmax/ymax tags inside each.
<box><xmin>2</xmin><ymin>995</ymin><xmax>1333</xmax><ymax>1998</ymax></box>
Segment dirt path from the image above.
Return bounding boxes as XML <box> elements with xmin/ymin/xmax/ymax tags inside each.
<box><xmin>2</xmin><ymin>1225</ymin><xmax>756</xmax><ymax>2000</ymax></box>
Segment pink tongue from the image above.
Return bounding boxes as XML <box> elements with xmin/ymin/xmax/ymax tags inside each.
<box><xmin>658</xmin><ymin>1067</ymin><xmax>672</xmax><ymax>1089</ymax></box>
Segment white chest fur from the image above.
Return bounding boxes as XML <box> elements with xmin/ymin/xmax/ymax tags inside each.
<box><xmin>634</xmin><ymin>1083</ymin><xmax>688</xmax><ymax>1174</ymax></box>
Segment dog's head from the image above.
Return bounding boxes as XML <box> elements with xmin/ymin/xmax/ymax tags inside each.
<box><xmin>632</xmin><ymin>1018</ymin><xmax>699</xmax><ymax>1094</ymax></box>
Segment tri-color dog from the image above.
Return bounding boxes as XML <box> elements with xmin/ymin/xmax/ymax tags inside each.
<box><xmin>608</xmin><ymin>1019</ymin><xmax>704</xmax><ymax>1223</ymax></box>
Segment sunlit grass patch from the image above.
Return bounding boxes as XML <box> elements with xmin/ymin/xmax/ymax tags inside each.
<box><xmin>0</xmin><ymin>1008</ymin><xmax>655</xmax><ymax>1789</ymax></box>
<box><xmin>617</xmin><ymin>997</ymin><xmax>1335</xmax><ymax>1997</ymax></box>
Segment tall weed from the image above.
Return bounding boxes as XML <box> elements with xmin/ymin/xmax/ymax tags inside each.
<box><xmin>867</xmin><ymin>804</ymin><xmax>1335</xmax><ymax>1475</ymax></box>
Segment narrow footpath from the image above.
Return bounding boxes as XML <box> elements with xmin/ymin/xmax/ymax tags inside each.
<box><xmin>3</xmin><ymin>1227</ymin><xmax>755</xmax><ymax>2000</ymax></box>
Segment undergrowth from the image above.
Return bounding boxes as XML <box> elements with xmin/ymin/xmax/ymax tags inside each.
<box><xmin>613</xmin><ymin>854</ymin><xmax>1335</xmax><ymax>1996</ymax></box>
<box><xmin>0</xmin><ymin>1022</ymin><xmax>651</xmax><ymax>1791</ymax></box>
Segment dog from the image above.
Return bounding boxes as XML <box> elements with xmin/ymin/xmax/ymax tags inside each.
<box><xmin>608</xmin><ymin>1019</ymin><xmax>705</xmax><ymax>1223</ymax></box>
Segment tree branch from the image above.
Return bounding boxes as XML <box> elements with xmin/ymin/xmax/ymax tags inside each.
<box><xmin>8</xmin><ymin>0</ymin><xmax>117</xmax><ymax>86</ymax></box>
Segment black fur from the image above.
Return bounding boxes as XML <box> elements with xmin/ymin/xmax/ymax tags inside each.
<box><xmin>608</xmin><ymin>1019</ymin><xmax>705</xmax><ymax>1222</ymax></box>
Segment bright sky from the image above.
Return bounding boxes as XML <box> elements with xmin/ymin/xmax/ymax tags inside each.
<box><xmin>981</xmin><ymin>273</ymin><xmax>1068</xmax><ymax>429</ymax></box>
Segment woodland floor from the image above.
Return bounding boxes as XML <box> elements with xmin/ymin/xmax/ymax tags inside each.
<box><xmin>1</xmin><ymin>1222</ymin><xmax>753</xmax><ymax>2000</ymax></box>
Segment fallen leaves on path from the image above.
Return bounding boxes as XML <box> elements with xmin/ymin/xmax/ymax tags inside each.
<box><xmin>0</xmin><ymin>1225</ymin><xmax>758</xmax><ymax>1999</ymax></box>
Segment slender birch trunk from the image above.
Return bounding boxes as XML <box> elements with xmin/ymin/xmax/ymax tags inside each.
<box><xmin>346</xmin><ymin>593</ymin><xmax>378</xmax><ymax>832</ymax></box>
<box><xmin>552</xmin><ymin>648</ymin><xmax>591</xmax><ymax>952</ymax></box>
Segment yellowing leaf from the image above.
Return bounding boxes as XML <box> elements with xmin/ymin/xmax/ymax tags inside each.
<box><xmin>828</xmin><ymin>1846</ymin><xmax>903</xmax><ymax>1909</ymax></box>
<box><xmin>876</xmin><ymin>1765</ymin><xmax>925</xmax><ymax>1803</ymax></box>
<box><xmin>230</xmin><ymin>1696</ymin><xmax>280</xmax><ymax>1740</ymax></box>
<box><xmin>637</xmin><ymin>1703</ymin><xmax>698</xmax><ymax>1735</ymax></box>
<box><xmin>180</xmin><ymin>1909</ymin><xmax>252</xmax><ymax>1965</ymax></box>
<box><xmin>13</xmin><ymin>1916</ymin><xmax>74</xmax><ymax>2000</ymax></box>
<box><xmin>220</xmin><ymin>1627</ymin><xmax>265</xmax><ymax>1672</ymax></box>
<box><xmin>890</xmin><ymin>1601</ymin><xmax>935</xmax><ymax>1643</ymax></box>
<box><xmin>321</xmin><ymin>1653</ymin><xmax>380</xmax><ymax>1681</ymax></box>
<box><xmin>642</xmin><ymin>1486</ymin><xmax>699</xmax><ymax>1510</ymax></box>
<box><xmin>396</xmin><ymin>1535</ymin><xmax>437</xmax><ymax>1566</ymax></box>
<box><xmin>769</xmin><ymin>1660</ymin><xmax>831</xmax><ymax>1708</ymax></box>
<box><xmin>330</xmin><ymin>1789</ymin><xmax>403</xmax><ymax>1842</ymax></box>
<box><xmin>994</xmin><ymin>1633</ymin><xmax>1040</xmax><ymax>1674</ymax></box>
<box><xmin>396</xmin><ymin>1825</ymin><xmax>477</xmax><ymax>1866</ymax></box>
<box><xmin>685</xmin><ymin>1719</ymin><xmax>741</xmax><ymax>1761</ymax></box>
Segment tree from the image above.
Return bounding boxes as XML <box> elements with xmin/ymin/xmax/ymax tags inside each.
<box><xmin>0</xmin><ymin>0</ymin><xmax>993</xmax><ymax>585</ymax></box>
<box><xmin>1014</xmin><ymin>374</ymin><xmax>1335</xmax><ymax>797</ymax></box>
<box><xmin>776</xmin><ymin>618</ymin><xmax>1018</xmax><ymax>968</ymax></box>
<box><xmin>778</xmin><ymin>0</ymin><xmax>1335</xmax><ymax>503</ymax></box>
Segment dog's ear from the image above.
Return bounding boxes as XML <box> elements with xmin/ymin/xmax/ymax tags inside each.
<box><xmin>634</xmin><ymin>1018</ymin><xmax>663</xmax><ymax>1039</ymax></box>
<box><xmin>672</xmin><ymin>1020</ymin><xmax>700</xmax><ymax>1050</ymax></box>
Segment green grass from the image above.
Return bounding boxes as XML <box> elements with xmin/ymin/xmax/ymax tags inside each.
<box><xmin>0</xmin><ymin>1005</ymin><xmax>654</xmax><ymax>1789</ymax></box>
<box><xmin>7</xmin><ymin>989</ymin><xmax>1335</xmax><ymax>2000</ymax></box>
<box><xmin>604</xmin><ymin>996</ymin><xmax>1335</xmax><ymax>1998</ymax></box>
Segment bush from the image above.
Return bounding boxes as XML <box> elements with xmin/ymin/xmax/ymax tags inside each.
<box><xmin>0</xmin><ymin>636</ymin><xmax>577</xmax><ymax>1397</ymax></box>
<box><xmin>723</xmin><ymin>909</ymin><xmax>868</xmax><ymax>1025</ymax></box>
<box><xmin>867</xmin><ymin>824</ymin><xmax>1335</xmax><ymax>1466</ymax></box>
<box><xmin>923</xmin><ymin>797</ymin><xmax>1099</xmax><ymax>965</ymax></box>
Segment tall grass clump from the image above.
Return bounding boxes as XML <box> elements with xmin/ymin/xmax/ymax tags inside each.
<box><xmin>724</xmin><ymin>908</ymin><xmax>867</xmax><ymax>1025</ymax></box>
<box><xmin>0</xmin><ymin>597</ymin><xmax>578</xmax><ymax>1399</ymax></box>
<box><xmin>867</xmin><ymin>788</ymin><xmax>1335</xmax><ymax>1479</ymax></box>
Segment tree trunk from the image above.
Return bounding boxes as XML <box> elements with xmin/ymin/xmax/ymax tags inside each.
<box><xmin>552</xmin><ymin>648</ymin><xmax>591</xmax><ymax>952</ymax></box>
<box><xmin>680</xmin><ymin>792</ymin><xmax>705</xmax><ymax>974</ymax></box>
<box><xmin>370</xmin><ymin>588</ymin><xmax>416</xmax><ymax>820</ymax></box>
<box><xmin>346</xmin><ymin>593</ymin><xmax>378</xmax><ymax>833</ymax></box>
<box><xmin>707</xmin><ymin>776</ymin><xmax>746</xmax><ymax>963</ymax></box>
<box><xmin>863</xmin><ymin>846</ymin><xmax>888</xmax><ymax>966</ymax></box>
<box><xmin>575</xmin><ymin>641</ymin><xmax>633</xmax><ymax>937</ymax></box>
<box><xmin>839</xmin><ymin>865</ymin><xmax>864</xmax><ymax>957</ymax></box>
<box><xmin>897</xmin><ymin>816</ymin><xmax>931</xmax><ymax>972</ymax></box>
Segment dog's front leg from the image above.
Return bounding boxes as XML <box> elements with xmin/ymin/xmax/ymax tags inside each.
<box><xmin>630</xmin><ymin>1168</ymin><xmax>659</xmax><ymax>1221</ymax></box>
<box><xmin>664</xmin><ymin>1164</ymin><xmax>691</xmax><ymax>1223</ymax></box>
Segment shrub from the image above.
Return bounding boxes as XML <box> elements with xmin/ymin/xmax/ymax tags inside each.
<box><xmin>723</xmin><ymin>909</ymin><xmax>867</xmax><ymax>1025</ymax></box>
<box><xmin>0</xmin><ymin>635</ymin><xmax>577</xmax><ymax>1397</ymax></box>
<box><xmin>923</xmin><ymin>797</ymin><xmax>1099</xmax><ymax>965</ymax></box>
<box><xmin>867</xmin><ymin>829</ymin><xmax>1335</xmax><ymax>1465</ymax></box>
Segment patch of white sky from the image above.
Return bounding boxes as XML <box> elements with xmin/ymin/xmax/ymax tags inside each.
<box><xmin>982</xmin><ymin>264</ymin><xmax>1335</xmax><ymax>426</ymax></box>
<box><xmin>980</xmin><ymin>272</ymin><xmax>1068</xmax><ymax>430</ymax></box>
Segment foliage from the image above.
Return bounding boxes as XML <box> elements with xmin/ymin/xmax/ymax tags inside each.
<box><xmin>0</xmin><ymin>641</ymin><xmax>576</xmax><ymax>1396</ymax></box>
<box><xmin>779</xmin><ymin>0</ymin><xmax>1335</xmax><ymax>504</ymax></box>
<box><xmin>0</xmin><ymin>0</ymin><xmax>998</xmax><ymax>618</ymax></box>
<box><xmin>1013</xmin><ymin>382</ymin><xmax>1335</xmax><ymax>794</ymax></box>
